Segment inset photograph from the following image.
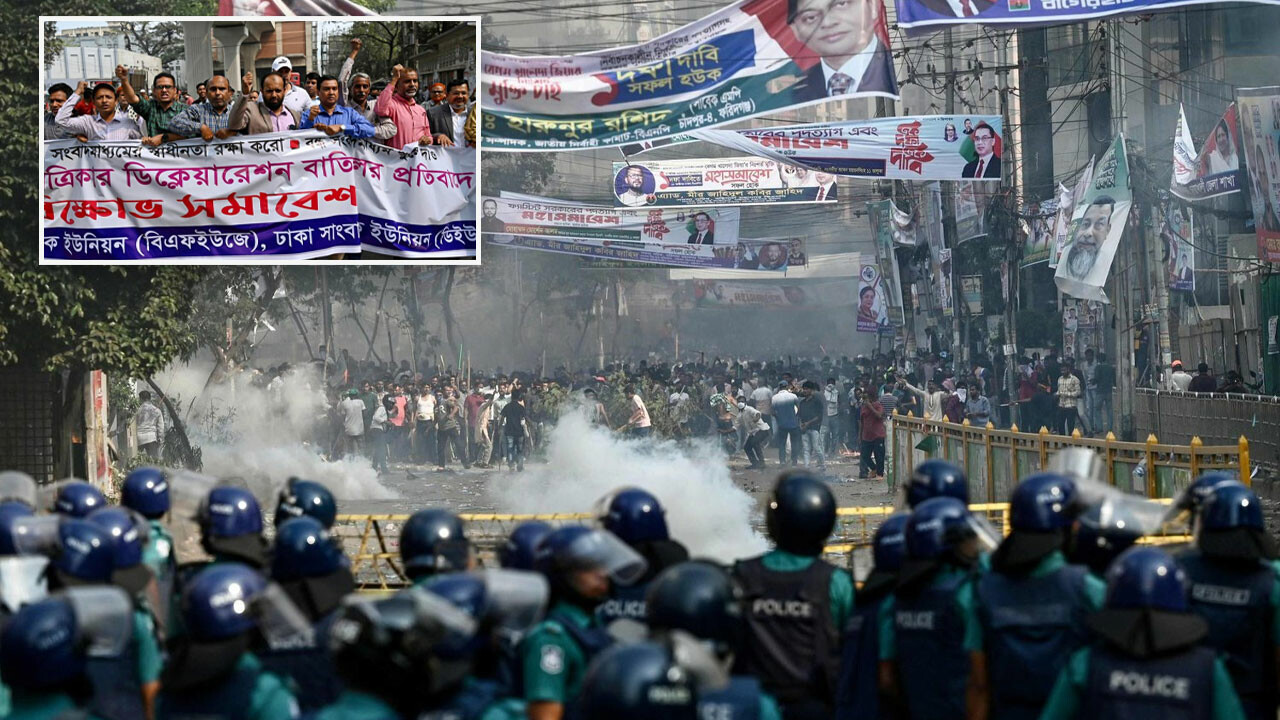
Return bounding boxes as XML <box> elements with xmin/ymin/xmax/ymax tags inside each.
<box><xmin>41</xmin><ymin>16</ymin><xmax>478</xmax><ymax>263</ymax></box>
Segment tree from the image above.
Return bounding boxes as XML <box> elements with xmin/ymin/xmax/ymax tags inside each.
<box><xmin>119</xmin><ymin>21</ymin><xmax>186</xmax><ymax>68</ymax></box>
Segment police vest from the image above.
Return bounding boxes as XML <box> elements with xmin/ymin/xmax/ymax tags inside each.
<box><xmin>547</xmin><ymin>608</ymin><xmax>614</xmax><ymax>660</ymax></box>
<box><xmin>834</xmin><ymin>595</ymin><xmax>889</xmax><ymax>720</ymax></box>
<box><xmin>1178</xmin><ymin>550</ymin><xmax>1276</xmax><ymax>716</ymax></box>
<box><xmin>731</xmin><ymin>556</ymin><xmax>840</xmax><ymax>708</ymax></box>
<box><xmin>595</xmin><ymin>579</ymin><xmax>649</xmax><ymax>626</ymax></box>
<box><xmin>157</xmin><ymin>657</ymin><xmax>263</xmax><ymax>720</ymax></box>
<box><xmin>1082</xmin><ymin>644</ymin><xmax>1216</xmax><ymax>720</ymax></box>
<box><xmin>420</xmin><ymin>678</ymin><xmax>504</xmax><ymax>720</ymax></box>
<box><xmin>975</xmin><ymin>563</ymin><xmax>1091</xmax><ymax>720</ymax></box>
<box><xmin>85</xmin><ymin>619</ymin><xmax>144</xmax><ymax>720</ymax></box>
<box><xmin>256</xmin><ymin>609</ymin><xmax>344</xmax><ymax>713</ymax></box>
<box><xmin>894</xmin><ymin>569</ymin><xmax>973</xmax><ymax>720</ymax></box>
<box><xmin>698</xmin><ymin>676</ymin><xmax>763</xmax><ymax>720</ymax></box>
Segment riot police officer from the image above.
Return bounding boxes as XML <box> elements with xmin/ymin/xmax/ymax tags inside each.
<box><xmin>835</xmin><ymin>513</ymin><xmax>908</xmax><ymax>720</ymax></box>
<box><xmin>157</xmin><ymin>563</ymin><xmax>300</xmax><ymax>719</ymax></box>
<box><xmin>975</xmin><ymin>473</ymin><xmax>1105</xmax><ymax>720</ymax></box>
<box><xmin>1176</xmin><ymin>483</ymin><xmax>1280</xmax><ymax>720</ymax></box>
<box><xmin>1039</xmin><ymin>546</ymin><xmax>1246</xmax><ymax>720</ymax></box>
<box><xmin>646</xmin><ymin>560</ymin><xmax>785</xmax><ymax>720</ymax></box>
<box><xmin>274</xmin><ymin>476</ymin><xmax>338</xmax><ymax>529</ymax></box>
<box><xmin>880</xmin><ymin>496</ymin><xmax>995</xmax><ymax>720</ymax></box>
<box><xmin>401</xmin><ymin>508</ymin><xmax>473</xmax><ymax>583</ymax></box>
<box><xmin>732</xmin><ymin>471</ymin><xmax>853</xmax><ymax>720</ymax></box>
<box><xmin>258</xmin><ymin>516</ymin><xmax>355</xmax><ymax>714</ymax></box>
<box><xmin>1070</xmin><ymin>500</ymin><xmax>1146</xmax><ymax>578</ymax></box>
<box><xmin>499</xmin><ymin>520</ymin><xmax>554</xmax><ymax>571</ymax></box>
<box><xmin>902</xmin><ymin>459</ymin><xmax>968</xmax><ymax>509</ymax></box>
<box><xmin>196</xmin><ymin>485</ymin><xmax>270</xmax><ymax>569</ymax></box>
<box><xmin>0</xmin><ymin>587</ymin><xmax>133</xmax><ymax>720</ymax></box>
<box><xmin>1167</xmin><ymin>471</ymin><xmax>1245</xmax><ymax>528</ymax></box>
<box><xmin>519</xmin><ymin>525</ymin><xmax>646</xmax><ymax>719</ymax></box>
<box><xmin>595</xmin><ymin>487</ymin><xmax>689</xmax><ymax>625</ymax></box>
<box><xmin>121</xmin><ymin>466</ymin><xmax>178</xmax><ymax>629</ymax></box>
<box><xmin>52</xmin><ymin>479</ymin><xmax>107</xmax><ymax>517</ymax></box>
<box><xmin>579</xmin><ymin>642</ymin><xmax>701</xmax><ymax>720</ymax></box>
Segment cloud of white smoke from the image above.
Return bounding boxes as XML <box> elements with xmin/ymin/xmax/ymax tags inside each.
<box><xmin>152</xmin><ymin>363</ymin><xmax>395</xmax><ymax>505</ymax></box>
<box><xmin>486</xmin><ymin>407</ymin><xmax>767</xmax><ymax>563</ymax></box>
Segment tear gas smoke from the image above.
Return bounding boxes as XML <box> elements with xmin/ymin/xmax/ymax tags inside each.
<box><xmin>152</xmin><ymin>363</ymin><xmax>395</xmax><ymax>503</ymax></box>
<box><xmin>486</xmin><ymin>406</ymin><xmax>767</xmax><ymax>563</ymax></box>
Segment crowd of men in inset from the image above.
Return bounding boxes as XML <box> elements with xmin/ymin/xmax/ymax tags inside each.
<box><xmin>44</xmin><ymin>39</ymin><xmax>476</xmax><ymax>149</ymax></box>
<box><xmin>0</xmin><ymin>445</ymin><xmax>1273</xmax><ymax>720</ymax></box>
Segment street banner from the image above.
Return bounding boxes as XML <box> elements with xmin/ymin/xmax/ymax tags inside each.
<box><xmin>1171</xmin><ymin>103</ymin><xmax>1242</xmax><ymax>201</ymax></box>
<box><xmin>1163</xmin><ymin>203</ymin><xmax>1196</xmax><ymax>292</ymax></box>
<box><xmin>482</xmin><ymin>0</ymin><xmax>899</xmax><ymax>151</ymax></box>
<box><xmin>1054</xmin><ymin>135</ymin><xmax>1130</xmax><ymax>304</ymax></box>
<box><xmin>858</xmin><ymin>264</ymin><xmax>894</xmax><ymax>334</ymax></box>
<box><xmin>692</xmin><ymin>279</ymin><xmax>859</xmax><ymax>307</ymax></box>
<box><xmin>894</xmin><ymin>0</ymin><xmax>1280</xmax><ymax>35</ymax></box>
<box><xmin>489</xmin><ymin>233</ymin><xmax>801</xmax><ymax>270</ymax></box>
<box><xmin>1021</xmin><ymin>199</ymin><xmax>1056</xmax><ymax>267</ymax></box>
<box><xmin>891</xmin><ymin>201</ymin><xmax>920</xmax><ymax>246</ymax></box>
<box><xmin>869</xmin><ymin>200</ymin><xmax>906</xmax><ymax>326</ymax></box>
<box><xmin>609</xmin><ymin>157</ymin><xmax>837</xmax><ymax>208</ymax></box>
<box><xmin>955</xmin><ymin>181</ymin><xmax>994</xmax><ymax>242</ymax></box>
<box><xmin>1238</xmin><ymin>87</ymin><xmax>1280</xmax><ymax>262</ymax></box>
<box><xmin>482</xmin><ymin>194</ymin><xmax>740</xmax><ymax>245</ymax></box>
<box><xmin>660</xmin><ymin>116</ymin><xmax>1004</xmax><ymax>180</ymax></box>
<box><xmin>42</xmin><ymin>133</ymin><xmax>476</xmax><ymax>261</ymax></box>
<box><xmin>923</xmin><ymin>181</ymin><xmax>954</xmax><ymax>317</ymax></box>
<box><xmin>1049</xmin><ymin>159</ymin><xmax>1095</xmax><ymax>268</ymax></box>
<box><xmin>960</xmin><ymin>275</ymin><xmax>983</xmax><ymax>315</ymax></box>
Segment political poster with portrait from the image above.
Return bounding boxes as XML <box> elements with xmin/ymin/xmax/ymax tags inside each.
<box><xmin>923</xmin><ymin>181</ymin><xmax>954</xmax><ymax>317</ymax></box>
<box><xmin>955</xmin><ymin>181</ymin><xmax>993</xmax><ymax>242</ymax></box>
<box><xmin>868</xmin><ymin>199</ymin><xmax>905</xmax><ymax>326</ymax></box>
<box><xmin>692</xmin><ymin>279</ymin><xmax>858</xmax><ymax>307</ymax></box>
<box><xmin>894</xmin><ymin>0</ymin><xmax>1280</xmax><ymax>35</ymax></box>
<box><xmin>1054</xmin><ymin>134</ymin><xmax>1132</xmax><ymax>303</ymax></box>
<box><xmin>643</xmin><ymin>115</ymin><xmax>1003</xmax><ymax>180</ymax></box>
<box><xmin>609</xmin><ymin>157</ymin><xmax>837</xmax><ymax>208</ymax></box>
<box><xmin>482</xmin><ymin>0</ymin><xmax>899</xmax><ymax>151</ymax></box>
<box><xmin>960</xmin><ymin>275</ymin><xmax>983</xmax><ymax>315</ymax></box>
<box><xmin>857</xmin><ymin>264</ymin><xmax>893</xmax><ymax>333</ymax></box>
<box><xmin>42</xmin><ymin>133</ymin><xmax>476</xmax><ymax>261</ymax></box>
<box><xmin>1237</xmin><ymin>87</ymin><xmax>1280</xmax><ymax>263</ymax></box>
<box><xmin>1163</xmin><ymin>203</ymin><xmax>1196</xmax><ymax>293</ymax></box>
<box><xmin>481</xmin><ymin>194</ymin><xmax>740</xmax><ymax>245</ymax></box>
<box><xmin>1171</xmin><ymin>103</ymin><xmax>1242</xmax><ymax>202</ymax></box>
<box><xmin>1021</xmin><ymin>199</ymin><xmax>1056</xmax><ymax>267</ymax></box>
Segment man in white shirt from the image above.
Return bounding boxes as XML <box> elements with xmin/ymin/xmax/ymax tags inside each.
<box><xmin>414</xmin><ymin>386</ymin><xmax>437</xmax><ymax>464</ymax></box>
<box><xmin>622</xmin><ymin>384</ymin><xmax>652</xmax><ymax>438</ymax></box>
<box><xmin>338</xmin><ymin>389</ymin><xmax>367</xmax><ymax>459</ymax></box>
<box><xmin>135</xmin><ymin>391</ymin><xmax>165</xmax><ymax>458</ymax></box>
<box><xmin>55</xmin><ymin>81</ymin><xmax>146</xmax><ymax>141</ymax></box>
<box><xmin>1167</xmin><ymin>360</ymin><xmax>1193</xmax><ymax>392</ymax></box>
<box><xmin>787</xmin><ymin>0</ymin><xmax>897</xmax><ymax>100</ymax></box>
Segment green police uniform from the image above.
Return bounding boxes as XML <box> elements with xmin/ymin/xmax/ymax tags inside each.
<box><xmin>878</xmin><ymin>565</ymin><xmax>982</xmax><ymax>661</ymax></box>
<box><xmin>519</xmin><ymin>602</ymin><xmax>599</xmax><ymax>705</ymax></box>
<box><xmin>1037</xmin><ymin>646</ymin><xmax>1247</xmax><ymax>720</ymax></box>
<box><xmin>143</xmin><ymin>521</ymin><xmax>174</xmax><ymax>577</ymax></box>
<box><xmin>155</xmin><ymin>654</ymin><xmax>299</xmax><ymax>719</ymax></box>
<box><xmin>6</xmin><ymin>692</ymin><xmax>107</xmax><ymax>720</ymax></box>
<box><xmin>316</xmin><ymin>689</ymin><xmax>403</xmax><ymax>720</ymax></box>
<box><xmin>759</xmin><ymin>549</ymin><xmax>856</xmax><ymax>629</ymax></box>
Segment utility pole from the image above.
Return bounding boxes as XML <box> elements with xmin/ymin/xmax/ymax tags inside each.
<box><xmin>942</xmin><ymin>30</ymin><xmax>962</xmax><ymax>364</ymax></box>
<box><xmin>999</xmin><ymin>34</ymin><xmax>1021</xmax><ymax>429</ymax></box>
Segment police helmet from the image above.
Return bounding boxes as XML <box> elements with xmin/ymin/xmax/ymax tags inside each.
<box><xmin>182</xmin><ymin>563</ymin><xmax>268</xmax><ymax>641</ymax></box>
<box><xmin>0</xmin><ymin>598</ymin><xmax>82</xmax><ymax>690</ymax></box>
<box><xmin>873</xmin><ymin>513</ymin><xmax>911</xmax><ymax>573</ymax></box>
<box><xmin>499</xmin><ymin>520</ymin><xmax>553</xmax><ymax>571</ymax></box>
<box><xmin>51</xmin><ymin>518</ymin><xmax>116</xmax><ymax>587</ymax></box>
<box><xmin>1171</xmin><ymin>471</ymin><xmax>1243</xmax><ymax>518</ymax></box>
<box><xmin>275</xmin><ymin>477</ymin><xmax>337</xmax><ymax>529</ymax></box>
<box><xmin>1196</xmin><ymin>484</ymin><xmax>1276</xmax><ymax>560</ymax></box>
<box><xmin>272</xmin><ymin>516</ymin><xmax>347</xmax><ymax>582</ymax></box>
<box><xmin>0</xmin><ymin>501</ymin><xmax>35</xmax><ymax>555</ymax></box>
<box><xmin>534</xmin><ymin>525</ymin><xmax>647</xmax><ymax>587</ymax></box>
<box><xmin>121</xmin><ymin>466</ymin><xmax>170</xmax><ymax>519</ymax></box>
<box><xmin>197</xmin><ymin>486</ymin><xmax>267</xmax><ymax>567</ymax></box>
<box><xmin>580</xmin><ymin>642</ymin><xmax>698</xmax><ymax>720</ymax></box>
<box><xmin>400</xmin><ymin>509</ymin><xmax>470</xmax><ymax>579</ymax></box>
<box><xmin>644</xmin><ymin>561</ymin><xmax>744</xmax><ymax>659</ymax></box>
<box><xmin>598</xmin><ymin>487</ymin><xmax>670</xmax><ymax>544</ymax></box>
<box><xmin>904</xmin><ymin>496</ymin><xmax>975</xmax><ymax>561</ymax></box>
<box><xmin>53</xmin><ymin>480</ymin><xmax>106</xmax><ymax>518</ymax></box>
<box><xmin>0</xmin><ymin>471</ymin><xmax>37</xmax><ymax>509</ymax></box>
<box><xmin>87</xmin><ymin>507</ymin><xmax>153</xmax><ymax>596</ymax></box>
<box><xmin>1071</xmin><ymin>502</ymin><xmax>1144</xmax><ymax>575</ymax></box>
<box><xmin>1104</xmin><ymin>547</ymin><xmax>1188</xmax><ymax>612</ymax></box>
<box><xmin>906</xmin><ymin>460</ymin><xmax>968</xmax><ymax>508</ymax></box>
<box><xmin>765</xmin><ymin>471</ymin><xmax>837</xmax><ymax>557</ymax></box>
<box><xmin>992</xmin><ymin>473</ymin><xmax>1079</xmax><ymax>571</ymax></box>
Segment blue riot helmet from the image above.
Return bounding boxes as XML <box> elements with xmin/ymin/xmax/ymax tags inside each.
<box><xmin>0</xmin><ymin>471</ymin><xmax>37</xmax><ymax>509</ymax></box>
<box><xmin>271</xmin><ymin>516</ymin><xmax>355</xmax><ymax>621</ymax></box>
<box><xmin>766</xmin><ymin>471</ymin><xmax>837</xmax><ymax>557</ymax></box>
<box><xmin>499</xmin><ymin>520</ymin><xmax>553</xmax><ymax>571</ymax></box>
<box><xmin>0</xmin><ymin>586</ymin><xmax>132</xmax><ymax>693</ymax></box>
<box><xmin>535</xmin><ymin>526</ymin><xmax>647</xmax><ymax>608</ymax></box>
<box><xmin>863</xmin><ymin>513</ymin><xmax>910</xmax><ymax>598</ymax></box>
<box><xmin>11</xmin><ymin>516</ymin><xmax>117</xmax><ymax>589</ymax></box>
<box><xmin>1196</xmin><ymin>484</ymin><xmax>1276</xmax><ymax>560</ymax></box>
<box><xmin>597</xmin><ymin>488</ymin><xmax>670</xmax><ymax>545</ymax></box>
<box><xmin>400</xmin><ymin>509</ymin><xmax>471</xmax><ymax>580</ymax></box>
<box><xmin>87</xmin><ymin>507</ymin><xmax>154</xmax><ymax>596</ymax></box>
<box><xmin>992</xmin><ymin>473</ymin><xmax>1079</xmax><ymax>571</ymax></box>
<box><xmin>182</xmin><ymin>563</ymin><xmax>269</xmax><ymax>642</ymax></box>
<box><xmin>1071</xmin><ymin>501</ymin><xmax>1145</xmax><ymax>576</ymax></box>
<box><xmin>900</xmin><ymin>496</ymin><xmax>997</xmax><ymax>587</ymax></box>
<box><xmin>1168</xmin><ymin>471</ymin><xmax>1244</xmax><ymax>525</ymax></box>
<box><xmin>197</xmin><ymin>485</ymin><xmax>268</xmax><ymax>568</ymax></box>
<box><xmin>1087</xmin><ymin>546</ymin><xmax>1208</xmax><ymax>656</ymax></box>
<box><xmin>580</xmin><ymin>641</ymin><xmax>724</xmax><ymax>720</ymax></box>
<box><xmin>328</xmin><ymin>586</ymin><xmax>480</xmax><ymax>712</ymax></box>
<box><xmin>904</xmin><ymin>460</ymin><xmax>968</xmax><ymax>509</ymax></box>
<box><xmin>121</xmin><ymin>467</ymin><xmax>170</xmax><ymax>519</ymax></box>
<box><xmin>275</xmin><ymin>477</ymin><xmax>337</xmax><ymax>530</ymax></box>
<box><xmin>422</xmin><ymin>568</ymin><xmax>550</xmax><ymax>659</ymax></box>
<box><xmin>0</xmin><ymin>501</ymin><xmax>35</xmax><ymax>555</ymax></box>
<box><xmin>644</xmin><ymin>561</ymin><xmax>745</xmax><ymax>661</ymax></box>
<box><xmin>53</xmin><ymin>479</ymin><xmax>106</xmax><ymax>518</ymax></box>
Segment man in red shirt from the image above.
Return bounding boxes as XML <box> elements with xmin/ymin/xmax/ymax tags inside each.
<box><xmin>374</xmin><ymin>64</ymin><xmax>432</xmax><ymax>150</ymax></box>
<box><xmin>859</xmin><ymin>392</ymin><xmax>886</xmax><ymax>480</ymax></box>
